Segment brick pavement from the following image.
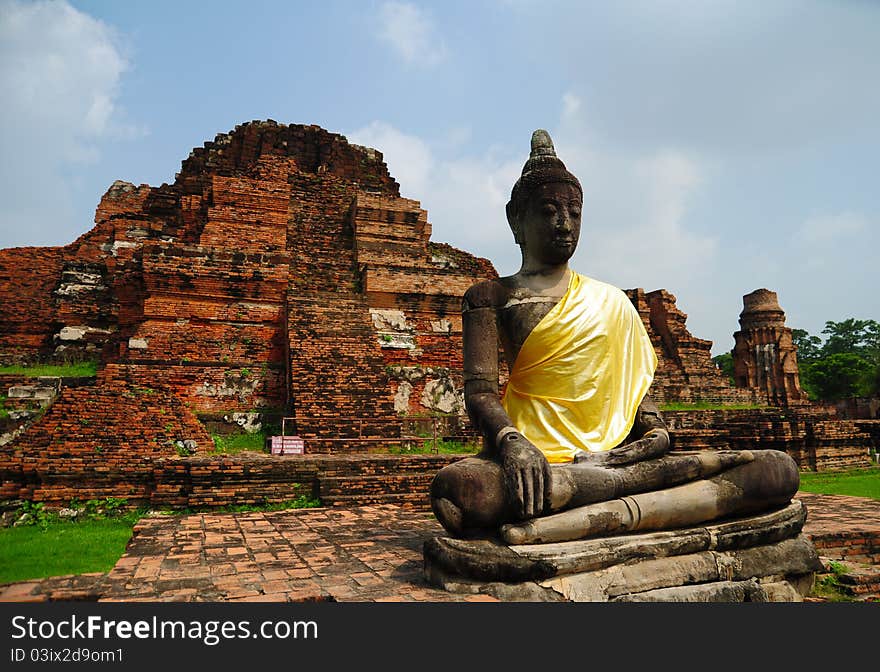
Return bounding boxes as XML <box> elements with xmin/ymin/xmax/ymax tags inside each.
<box><xmin>2</xmin><ymin>492</ymin><xmax>878</xmax><ymax>603</ymax></box>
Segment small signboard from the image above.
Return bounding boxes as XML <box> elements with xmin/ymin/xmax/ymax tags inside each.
<box><xmin>270</xmin><ymin>435</ymin><xmax>305</xmax><ymax>455</ymax></box>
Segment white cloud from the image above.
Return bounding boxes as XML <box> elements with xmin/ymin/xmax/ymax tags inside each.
<box><xmin>376</xmin><ymin>1</ymin><xmax>447</xmax><ymax>67</ymax></box>
<box><xmin>561</xmin><ymin>92</ymin><xmax>582</xmax><ymax>123</ymax></box>
<box><xmin>552</xmin><ymin>92</ymin><xmax>717</xmax><ymax>297</ymax></box>
<box><xmin>0</xmin><ymin>0</ymin><xmax>139</xmax><ymax>247</ymax></box>
<box><xmin>799</xmin><ymin>212</ymin><xmax>868</xmax><ymax>245</ymax></box>
<box><xmin>347</xmin><ymin>120</ymin><xmax>522</xmax><ymax>271</ymax></box>
<box><xmin>347</xmin><ymin>121</ymin><xmax>434</xmax><ymax>198</ymax></box>
<box><xmin>348</xmin><ymin>91</ymin><xmax>717</xmax><ymax>291</ymax></box>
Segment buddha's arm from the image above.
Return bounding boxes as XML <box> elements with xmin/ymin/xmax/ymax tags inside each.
<box><xmin>462</xmin><ymin>282</ymin><xmax>552</xmax><ymax>519</ymax></box>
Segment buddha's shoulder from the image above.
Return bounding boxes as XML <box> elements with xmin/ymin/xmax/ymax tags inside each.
<box><xmin>462</xmin><ymin>278</ymin><xmax>510</xmax><ymax>309</ymax></box>
<box><xmin>576</xmin><ymin>273</ymin><xmax>630</xmax><ymax>302</ymax></box>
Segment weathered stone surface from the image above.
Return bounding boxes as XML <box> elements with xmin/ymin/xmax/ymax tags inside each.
<box><xmin>425</xmin><ymin>500</ymin><xmax>807</xmax><ymax>581</ymax></box>
<box><xmin>425</xmin><ymin>529</ymin><xmax>820</xmax><ymax>602</ymax></box>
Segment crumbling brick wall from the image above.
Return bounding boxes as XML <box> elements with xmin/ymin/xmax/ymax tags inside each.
<box><xmin>625</xmin><ymin>288</ymin><xmax>758</xmax><ymax>405</ymax></box>
<box><xmin>0</xmin><ymin>367</ymin><xmax>211</xmax><ymax>506</ymax></box>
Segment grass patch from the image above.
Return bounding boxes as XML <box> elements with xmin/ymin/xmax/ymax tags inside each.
<box><xmin>162</xmin><ymin>494</ymin><xmax>322</xmax><ymax>515</ymax></box>
<box><xmin>0</xmin><ymin>492</ymin><xmax>323</xmax><ymax>583</ymax></box>
<box><xmin>798</xmin><ymin>467</ymin><xmax>880</xmax><ymax>500</ymax></box>
<box><xmin>385</xmin><ymin>438</ymin><xmax>480</xmax><ymax>455</ymax></box>
<box><xmin>809</xmin><ymin>561</ymin><xmax>858</xmax><ymax>602</ymax></box>
<box><xmin>211</xmin><ymin>430</ymin><xmax>269</xmax><ymax>454</ymax></box>
<box><xmin>0</xmin><ymin>518</ymin><xmax>138</xmax><ymax>583</ymax></box>
<box><xmin>0</xmin><ymin>361</ymin><xmax>98</xmax><ymax>378</ymax></box>
<box><xmin>659</xmin><ymin>401</ymin><xmax>769</xmax><ymax>411</ymax></box>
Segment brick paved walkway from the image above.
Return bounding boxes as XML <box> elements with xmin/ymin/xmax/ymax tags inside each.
<box><xmin>2</xmin><ymin>492</ymin><xmax>878</xmax><ymax>603</ymax></box>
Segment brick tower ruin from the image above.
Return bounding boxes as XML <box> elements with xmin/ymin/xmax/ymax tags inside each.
<box><xmin>0</xmin><ymin>121</ymin><xmax>496</xmax><ymax>450</ymax></box>
<box><xmin>732</xmin><ymin>288</ymin><xmax>806</xmax><ymax>407</ymax></box>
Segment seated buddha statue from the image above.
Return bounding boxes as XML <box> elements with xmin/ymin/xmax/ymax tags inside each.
<box><xmin>430</xmin><ymin>130</ymin><xmax>799</xmax><ymax>544</ymax></box>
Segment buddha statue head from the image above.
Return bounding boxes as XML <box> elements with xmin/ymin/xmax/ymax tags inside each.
<box><xmin>506</xmin><ymin>130</ymin><xmax>584</xmax><ymax>268</ymax></box>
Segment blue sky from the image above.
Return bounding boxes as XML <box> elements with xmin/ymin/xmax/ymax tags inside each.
<box><xmin>1</xmin><ymin>0</ymin><xmax>878</xmax><ymax>355</ymax></box>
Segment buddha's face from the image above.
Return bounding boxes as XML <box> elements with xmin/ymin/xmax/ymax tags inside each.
<box><xmin>514</xmin><ymin>181</ymin><xmax>582</xmax><ymax>267</ymax></box>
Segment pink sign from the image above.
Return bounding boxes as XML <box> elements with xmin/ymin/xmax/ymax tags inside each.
<box><xmin>270</xmin><ymin>435</ymin><xmax>305</xmax><ymax>455</ymax></box>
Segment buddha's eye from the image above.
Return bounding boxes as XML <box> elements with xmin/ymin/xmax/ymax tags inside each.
<box><xmin>541</xmin><ymin>203</ymin><xmax>557</xmax><ymax>216</ymax></box>
<box><xmin>570</xmin><ymin>207</ymin><xmax>581</xmax><ymax>218</ymax></box>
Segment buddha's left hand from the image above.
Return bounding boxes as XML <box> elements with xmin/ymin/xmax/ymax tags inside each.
<box><xmin>575</xmin><ymin>428</ymin><xmax>670</xmax><ymax>467</ymax></box>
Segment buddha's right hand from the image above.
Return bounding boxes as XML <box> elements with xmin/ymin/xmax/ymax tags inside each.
<box><xmin>497</xmin><ymin>430</ymin><xmax>551</xmax><ymax>521</ymax></box>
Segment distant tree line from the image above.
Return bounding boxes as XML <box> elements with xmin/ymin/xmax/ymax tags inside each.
<box><xmin>711</xmin><ymin>318</ymin><xmax>880</xmax><ymax>402</ymax></box>
<box><xmin>792</xmin><ymin>319</ymin><xmax>880</xmax><ymax>401</ymax></box>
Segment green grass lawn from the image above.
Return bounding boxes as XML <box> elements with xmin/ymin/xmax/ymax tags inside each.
<box><xmin>798</xmin><ymin>467</ymin><xmax>880</xmax><ymax>500</ymax></box>
<box><xmin>0</xmin><ymin>518</ymin><xmax>137</xmax><ymax>584</ymax></box>
<box><xmin>0</xmin><ymin>361</ymin><xmax>98</xmax><ymax>377</ymax></box>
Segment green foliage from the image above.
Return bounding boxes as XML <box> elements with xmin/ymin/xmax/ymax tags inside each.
<box><xmin>791</xmin><ymin>328</ymin><xmax>823</xmax><ymax>362</ymax></box>
<box><xmin>821</xmin><ymin>318</ymin><xmax>880</xmax><ymax>356</ymax></box>
<box><xmin>10</xmin><ymin>497</ymin><xmax>141</xmax><ymax>532</ymax></box>
<box><xmin>0</xmin><ymin>360</ymin><xmax>98</xmax><ymax>377</ymax></box>
<box><xmin>211</xmin><ymin>428</ymin><xmax>274</xmax><ymax>454</ymax></box>
<box><xmin>810</xmin><ymin>568</ymin><xmax>856</xmax><ymax>602</ymax></box>
<box><xmin>711</xmin><ymin>352</ymin><xmax>735</xmax><ymax>385</ymax></box>
<box><xmin>385</xmin><ymin>438</ymin><xmax>480</xmax><ymax>455</ymax></box>
<box><xmin>794</xmin><ymin>318</ymin><xmax>880</xmax><ymax>401</ymax></box>
<box><xmin>798</xmin><ymin>467</ymin><xmax>880</xmax><ymax>500</ymax></box>
<box><xmin>161</xmin><ymin>493</ymin><xmax>322</xmax><ymax>515</ymax></box>
<box><xmin>13</xmin><ymin>501</ymin><xmax>54</xmax><ymax>528</ymax></box>
<box><xmin>801</xmin><ymin>353</ymin><xmax>875</xmax><ymax>400</ymax></box>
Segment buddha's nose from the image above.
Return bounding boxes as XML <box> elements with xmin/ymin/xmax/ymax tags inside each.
<box><xmin>556</xmin><ymin>213</ymin><xmax>572</xmax><ymax>233</ymax></box>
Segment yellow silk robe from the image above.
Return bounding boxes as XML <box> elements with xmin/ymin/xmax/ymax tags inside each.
<box><xmin>501</xmin><ymin>272</ymin><xmax>657</xmax><ymax>463</ymax></box>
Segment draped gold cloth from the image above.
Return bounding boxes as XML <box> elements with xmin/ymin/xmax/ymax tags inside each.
<box><xmin>501</xmin><ymin>272</ymin><xmax>657</xmax><ymax>464</ymax></box>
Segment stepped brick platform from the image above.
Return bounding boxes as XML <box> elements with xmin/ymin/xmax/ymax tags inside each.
<box><xmin>0</xmin><ymin>492</ymin><xmax>876</xmax><ymax>603</ymax></box>
<box><xmin>152</xmin><ymin>452</ymin><xmax>462</xmax><ymax>510</ymax></box>
<box><xmin>664</xmin><ymin>409</ymin><xmax>875</xmax><ymax>472</ymax></box>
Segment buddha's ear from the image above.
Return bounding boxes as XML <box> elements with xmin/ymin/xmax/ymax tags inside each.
<box><xmin>506</xmin><ymin>200</ymin><xmax>523</xmax><ymax>245</ymax></box>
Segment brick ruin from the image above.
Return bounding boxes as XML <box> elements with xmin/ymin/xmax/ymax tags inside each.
<box><xmin>732</xmin><ymin>288</ymin><xmax>807</xmax><ymax>407</ymax></box>
<box><xmin>627</xmin><ymin>288</ymin><xmax>757</xmax><ymax>406</ymax></box>
<box><xmin>0</xmin><ymin>121</ymin><xmax>875</xmax><ymax>508</ymax></box>
<box><xmin>0</xmin><ymin>122</ymin><xmax>494</xmax><ymax>437</ymax></box>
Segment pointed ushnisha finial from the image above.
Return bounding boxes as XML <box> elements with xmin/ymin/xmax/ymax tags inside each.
<box><xmin>530</xmin><ymin>129</ymin><xmax>556</xmax><ymax>158</ymax></box>
<box><xmin>507</xmin><ymin>128</ymin><xmax>582</xmax><ymax>213</ymax></box>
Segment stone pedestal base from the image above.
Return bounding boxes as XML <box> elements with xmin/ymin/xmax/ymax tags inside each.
<box><xmin>423</xmin><ymin>500</ymin><xmax>821</xmax><ymax>602</ymax></box>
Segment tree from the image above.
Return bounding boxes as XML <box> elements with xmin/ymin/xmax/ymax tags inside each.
<box><xmin>821</xmin><ymin>318</ymin><xmax>880</xmax><ymax>356</ymax></box>
<box><xmin>791</xmin><ymin>328</ymin><xmax>822</xmax><ymax>362</ymax></box>
<box><xmin>712</xmin><ymin>352</ymin><xmax>735</xmax><ymax>385</ymax></box>
<box><xmin>794</xmin><ymin>318</ymin><xmax>880</xmax><ymax>401</ymax></box>
<box><xmin>801</xmin><ymin>353</ymin><xmax>874</xmax><ymax>400</ymax></box>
